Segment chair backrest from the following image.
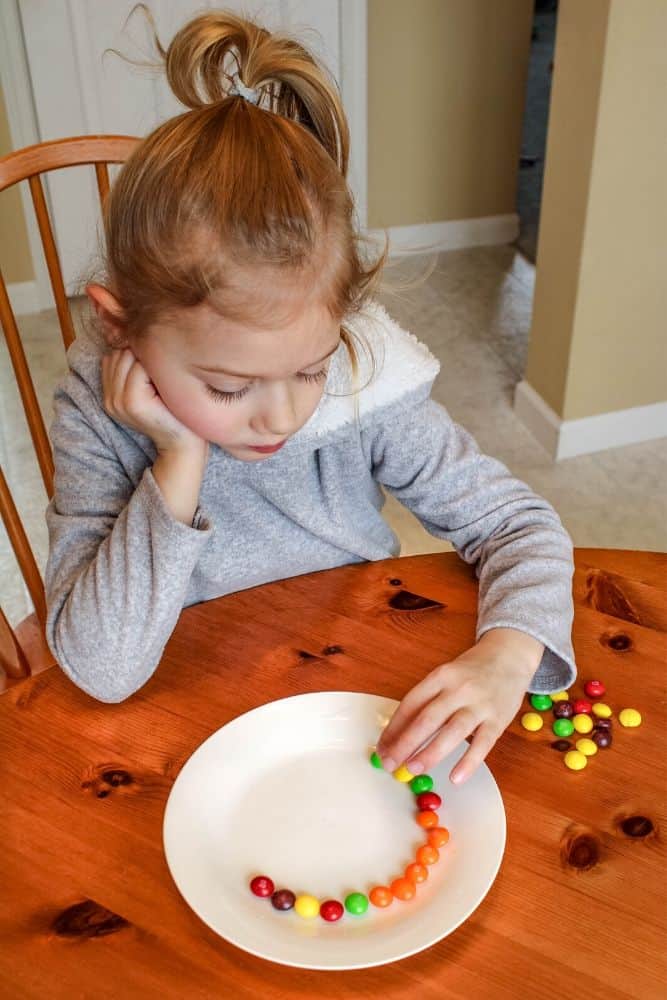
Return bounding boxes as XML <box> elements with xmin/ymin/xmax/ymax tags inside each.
<box><xmin>0</xmin><ymin>135</ymin><xmax>139</xmax><ymax>684</ymax></box>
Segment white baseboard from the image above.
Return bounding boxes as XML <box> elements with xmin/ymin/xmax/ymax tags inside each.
<box><xmin>367</xmin><ymin>214</ymin><xmax>519</xmax><ymax>257</ymax></box>
<box><xmin>6</xmin><ymin>280</ymin><xmax>42</xmax><ymax>316</ymax></box>
<box><xmin>514</xmin><ymin>379</ymin><xmax>667</xmax><ymax>459</ymax></box>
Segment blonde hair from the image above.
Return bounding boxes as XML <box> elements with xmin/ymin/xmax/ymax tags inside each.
<box><xmin>81</xmin><ymin>5</ymin><xmax>438</xmax><ymax>411</ymax></box>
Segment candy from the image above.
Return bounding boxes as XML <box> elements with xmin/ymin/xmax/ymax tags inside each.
<box><xmin>573</xmin><ymin>699</ymin><xmax>593</xmax><ymax>715</ymax></box>
<box><xmin>391</xmin><ymin>877</ymin><xmax>416</xmax><ymax>901</ymax></box>
<box><xmin>573</xmin><ymin>713</ymin><xmax>594</xmax><ymax>734</ymax></box>
<box><xmin>410</xmin><ymin>774</ymin><xmax>434</xmax><ymax>795</ymax></box>
<box><xmin>405</xmin><ymin>863</ymin><xmax>429</xmax><ymax>884</ymax></box>
<box><xmin>271</xmin><ymin>889</ymin><xmax>296</xmax><ymax>911</ymax></box>
<box><xmin>294</xmin><ymin>894</ymin><xmax>320</xmax><ymax>919</ymax></box>
<box><xmin>369</xmin><ymin>750</ymin><xmax>384</xmax><ymax>768</ymax></box>
<box><xmin>344</xmin><ymin>892</ymin><xmax>369</xmax><ymax>915</ymax></box>
<box><xmin>551</xmin><ymin>691</ymin><xmax>569</xmax><ymax>701</ymax></box>
<box><xmin>417</xmin><ymin>791</ymin><xmax>442</xmax><ymax>811</ymax></box>
<box><xmin>575</xmin><ymin>738</ymin><xmax>598</xmax><ymax>757</ymax></box>
<box><xmin>593</xmin><ymin>718</ymin><xmax>612</xmax><ymax>731</ymax></box>
<box><xmin>416</xmin><ymin>810</ymin><xmax>439</xmax><ymax>829</ymax></box>
<box><xmin>393</xmin><ymin>764</ymin><xmax>414</xmax><ymax>782</ymax></box>
<box><xmin>427</xmin><ymin>826</ymin><xmax>450</xmax><ymax>848</ymax></box>
<box><xmin>553</xmin><ymin>718</ymin><xmax>575</xmax><ymax>737</ymax></box>
<box><xmin>521</xmin><ymin>712</ymin><xmax>544</xmax><ymax>732</ymax></box>
<box><xmin>416</xmin><ymin>844</ymin><xmax>440</xmax><ymax>866</ymax></box>
<box><xmin>619</xmin><ymin>708</ymin><xmax>642</xmax><ymax>728</ymax></box>
<box><xmin>592</xmin><ymin>702</ymin><xmax>612</xmax><ymax>718</ymax></box>
<box><xmin>592</xmin><ymin>730</ymin><xmax>612</xmax><ymax>749</ymax></box>
<box><xmin>320</xmin><ymin>899</ymin><xmax>344</xmax><ymax>922</ymax></box>
<box><xmin>250</xmin><ymin>875</ymin><xmax>274</xmax><ymax>897</ymax></box>
<box><xmin>564</xmin><ymin>750</ymin><xmax>587</xmax><ymax>771</ymax></box>
<box><xmin>530</xmin><ymin>694</ymin><xmax>553</xmax><ymax>711</ymax></box>
<box><xmin>551</xmin><ymin>739</ymin><xmax>573</xmax><ymax>752</ymax></box>
<box><xmin>584</xmin><ymin>679</ymin><xmax>605</xmax><ymax>698</ymax></box>
<box><xmin>369</xmin><ymin>886</ymin><xmax>393</xmax><ymax>908</ymax></box>
<box><xmin>553</xmin><ymin>701</ymin><xmax>574</xmax><ymax>719</ymax></box>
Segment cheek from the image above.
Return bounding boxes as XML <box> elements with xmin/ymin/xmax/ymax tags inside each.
<box><xmin>155</xmin><ymin>378</ymin><xmax>242</xmax><ymax>441</ymax></box>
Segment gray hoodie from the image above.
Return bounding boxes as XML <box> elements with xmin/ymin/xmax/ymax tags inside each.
<box><xmin>44</xmin><ymin>298</ymin><xmax>577</xmax><ymax>703</ymax></box>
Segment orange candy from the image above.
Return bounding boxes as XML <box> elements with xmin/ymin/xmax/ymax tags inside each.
<box><xmin>427</xmin><ymin>826</ymin><xmax>450</xmax><ymax>848</ymax></box>
<box><xmin>416</xmin><ymin>810</ymin><xmax>439</xmax><ymax>829</ymax></box>
<box><xmin>416</xmin><ymin>844</ymin><xmax>440</xmax><ymax>866</ymax></box>
<box><xmin>405</xmin><ymin>862</ymin><xmax>429</xmax><ymax>884</ymax></box>
<box><xmin>390</xmin><ymin>877</ymin><xmax>416</xmax><ymax>901</ymax></box>
<box><xmin>369</xmin><ymin>886</ymin><xmax>393</xmax><ymax>908</ymax></box>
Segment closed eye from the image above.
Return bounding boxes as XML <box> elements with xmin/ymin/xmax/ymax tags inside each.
<box><xmin>205</xmin><ymin>367</ymin><xmax>328</xmax><ymax>404</ymax></box>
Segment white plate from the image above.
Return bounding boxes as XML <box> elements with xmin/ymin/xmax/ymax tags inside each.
<box><xmin>162</xmin><ymin>691</ymin><xmax>506</xmax><ymax>970</ymax></box>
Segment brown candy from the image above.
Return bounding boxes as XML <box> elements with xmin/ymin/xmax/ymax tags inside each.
<box><xmin>593</xmin><ymin>718</ymin><xmax>612</xmax><ymax>731</ymax></box>
<box><xmin>553</xmin><ymin>701</ymin><xmax>574</xmax><ymax>719</ymax></box>
<box><xmin>551</xmin><ymin>739</ymin><xmax>573</xmax><ymax>752</ymax></box>
<box><xmin>271</xmin><ymin>889</ymin><xmax>296</xmax><ymax>911</ymax></box>
<box><xmin>591</xmin><ymin>730</ymin><xmax>612</xmax><ymax>749</ymax></box>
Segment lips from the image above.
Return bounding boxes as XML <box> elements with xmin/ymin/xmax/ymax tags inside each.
<box><xmin>247</xmin><ymin>440</ymin><xmax>287</xmax><ymax>453</ymax></box>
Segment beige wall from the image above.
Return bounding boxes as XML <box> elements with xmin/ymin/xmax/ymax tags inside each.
<box><xmin>0</xmin><ymin>81</ymin><xmax>33</xmax><ymax>284</ymax></box>
<box><xmin>526</xmin><ymin>0</ymin><xmax>667</xmax><ymax>419</ymax></box>
<box><xmin>367</xmin><ymin>0</ymin><xmax>534</xmax><ymax>226</ymax></box>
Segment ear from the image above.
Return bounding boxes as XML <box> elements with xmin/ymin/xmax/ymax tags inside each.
<box><xmin>85</xmin><ymin>283</ymin><xmax>130</xmax><ymax>349</ymax></box>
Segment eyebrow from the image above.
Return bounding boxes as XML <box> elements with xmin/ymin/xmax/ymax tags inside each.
<box><xmin>191</xmin><ymin>340</ymin><xmax>341</xmax><ymax>378</ymax></box>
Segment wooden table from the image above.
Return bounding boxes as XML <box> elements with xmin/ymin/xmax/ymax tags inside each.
<box><xmin>2</xmin><ymin>549</ymin><xmax>666</xmax><ymax>999</ymax></box>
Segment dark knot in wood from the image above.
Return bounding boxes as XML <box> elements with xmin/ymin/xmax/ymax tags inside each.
<box><xmin>561</xmin><ymin>829</ymin><xmax>601</xmax><ymax>870</ymax></box>
<box><xmin>52</xmin><ymin>899</ymin><xmax>130</xmax><ymax>938</ymax></box>
<box><xmin>600</xmin><ymin>631</ymin><xmax>633</xmax><ymax>652</ymax></box>
<box><xmin>388</xmin><ymin>590</ymin><xmax>446</xmax><ymax>612</ymax></box>
<box><xmin>619</xmin><ymin>815</ymin><xmax>654</xmax><ymax>838</ymax></box>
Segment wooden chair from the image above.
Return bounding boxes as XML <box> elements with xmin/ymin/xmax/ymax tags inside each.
<box><xmin>0</xmin><ymin>135</ymin><xmax>139</xmax><ymax>690</ymax></box>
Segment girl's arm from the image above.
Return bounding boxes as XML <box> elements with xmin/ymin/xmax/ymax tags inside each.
<box><xmin>44</xmin><ymin>385</ymin><xmax>214</xmax><ymax>703</ymax></box>
<box><xmin>365</xmin><ymin>395</ymin><xmax>577</xmax><ymax>694</ymax></box>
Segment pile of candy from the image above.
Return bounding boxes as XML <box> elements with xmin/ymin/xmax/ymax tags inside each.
<box><xmin>249</xmin><ymin>752</ymin><xmax>450</xmax><ymax>921</ymax></box>
<box><xmin>520</xmin><ymin>678</ymin><xmax>642</xmax><ymax>770</ymax></box>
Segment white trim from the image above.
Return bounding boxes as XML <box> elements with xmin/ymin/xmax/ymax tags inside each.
<box><xmin>369</xmin><ymin>214</ymin><xmax>520</xmax><ymax>257</ymax></box>
<box><xmin>0</xmin><ymin>0</ymin><xmax>55</xmax><ymax>312</ymax></box>
<box><xmin>340</xmin><ymin>0</ymin><xmax>367</xmax><ymax>230</ymax></box>
<box><xmin>514</xmin><ymin>379</ymin><xmax>667</xmax><ymax>460</ymax></box>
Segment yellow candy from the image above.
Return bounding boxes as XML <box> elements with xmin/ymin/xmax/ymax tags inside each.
<box><xmin>564</xmin><ymin>750</ymin><xmax>587</xmax><ymax>771</ymax></box>
<box><xmin>551</xmin><ymin>691</ymin><xmax>570</xmax><ymax>702</ymax></box>
<box><xmin>572</xmin><ymin>713</ymin><xmax>594</xmax><ymax>734</ymax></box>
<box><xmin>521</xmin><ymin>712</ymin><xmax>544</xmax><ymax>732</ymax></box>
<box><xmin>393</xmin><ymin>764</ymin><xmax>415</xmax><ymax>782</ymax></box>
<box><xmin>592</xmin><ymin>702</ymin><xmax>612</xmax><ymax>718</ymax></box>
<box><xmin>619</xmin><ymin>708</ymin><xmax>642</xmax><ymax>727</ymax></box>
<box><xmin>576</xmin><ymin>738</ymin><xmax>598</xmax><ymax>757</ymax></box>
<box><xmin>294</xmin><ymin>894</ymin><xmax>320</xmax><ymax>919</ymax></box>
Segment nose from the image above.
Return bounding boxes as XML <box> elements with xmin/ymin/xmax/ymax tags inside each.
<box><xmin>254</xmin><ymin>382</ymin><xmax>299</xmax><ymax>438</ymax></box>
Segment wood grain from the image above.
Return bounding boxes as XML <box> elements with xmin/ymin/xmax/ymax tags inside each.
<box><xmin>1</xmin><ymin>549</ymin><xmax>665</xmax><ymax>999</ymax></box>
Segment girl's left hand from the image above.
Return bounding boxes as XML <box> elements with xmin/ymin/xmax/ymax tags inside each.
<box><xmin>375</xmin><ymin>628</ymin><xmax>545</xmax><ymax>785</ymax></box>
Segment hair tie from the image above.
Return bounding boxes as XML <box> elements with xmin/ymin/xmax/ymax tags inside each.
<box><xmin>229</xmin><ymin>73</ymin><xmax>260</xmax><ymax>105</ymax></box>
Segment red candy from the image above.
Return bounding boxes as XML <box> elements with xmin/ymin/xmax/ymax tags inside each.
<box><xmin>584</xmin><ymin>679</ymin><xmax>605</xmax><ymax>699</ymax></box>
<box><xmin>572</xmin><ymin>699</ymin><xmax>592</xmax><ymax>715</ymax></box>
<box><xmin>320</xmin><ymin>899</ymin><xmax>344</xmax><ymax>922</ymax></box>
<box><xmin>250</xmin><ymin>875</ymin><xmax>274</xmax><ymax>897</ymax></box>
<box><xmin>416</xmin><ymin>791</ymin><xmax>442</xmax><ymax>811</ymax></box>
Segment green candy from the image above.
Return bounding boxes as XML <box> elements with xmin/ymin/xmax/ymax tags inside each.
<box><xmin>345</xmin><ymin>892</ymin><xmax>369</xmax><ymax>915</ymax></box>
<box><xmin>553</xmin><ymin>718</ymin><xmax>575</xmax><ymax>737</ymax></box>
<box><xmin>530</xmin><ymin>694</ymin><xmax>553</xmax><ymax>711</ymax></box>
<box><xmin>369</xmin><ymin>751</ymin><xmax>383</xmax><ymax>769</ymax></box>
<box><xmin>410</xmin><ymin>774</ymin><xmax>434</xmax><ymax>794</ymax></box>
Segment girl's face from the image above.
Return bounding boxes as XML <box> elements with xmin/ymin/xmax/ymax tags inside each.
<box><xmin>129</xmin><ymin>297</ymin><xmax>341</xmax><ymax>462</ymax></box>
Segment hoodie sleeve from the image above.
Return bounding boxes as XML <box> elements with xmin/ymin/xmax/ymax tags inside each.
<box><xmin>366</xmin><ymin>395</ymin><xmax>577</xmax><ymax>694</ymax></box>
<box><xmin>44</xmin><ymin>379</ymin><xmax>214</xmax><ymax>703</ymax></box>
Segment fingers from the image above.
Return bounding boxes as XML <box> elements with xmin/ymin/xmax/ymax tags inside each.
<box><xmin>403</xmin><ymin>706</ymin><xmax>480</xmax><ymax>777</ymax></box>
<box><xmin>376</xmin><ymin>666</ymin><xmax>455</xmax><ymax>765</ymax></box>
<box><xmin>378</xmin><ymin>689</ymin><xmax>467</xmax><ymax>774</ymax></box>
<box><xmin>447</xmin><ymin>721</ymin><xmax>499</xmax><ymax>785</ymax></box>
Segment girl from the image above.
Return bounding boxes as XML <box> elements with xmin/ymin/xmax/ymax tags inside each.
<box><xmin>44</xmin><ymin>8</ymin><xmax>577</xmax><ymax>786</ymax></box>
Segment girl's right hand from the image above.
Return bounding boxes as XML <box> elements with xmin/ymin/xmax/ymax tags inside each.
<box><xmin>101</xmin><ymin>346</ymin><xmax>208</xmax><ymax>458</ymax></box>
